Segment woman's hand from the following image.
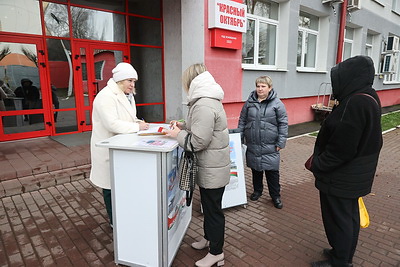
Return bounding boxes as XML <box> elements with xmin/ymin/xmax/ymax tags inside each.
<box><xmin>169</xmin><ymin>120</ymin><xmax>184</xmax><ymax>130</ymax></box>
<box><xmin>139</xmin><ymin>121</ymin><xmax>149</xmax><ymax>130</ymax></box>
<box><xmin>163</xmin><ymin>124</ymin><xmax>181</xmax><ymax>138</ymax></box>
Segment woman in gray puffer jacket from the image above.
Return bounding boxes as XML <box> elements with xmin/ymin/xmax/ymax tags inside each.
<box><xmin>238</xmin><ymin>76</ymin><xmax>288</xmax><ymax>208</ymax></box>
<box><xmin>164</xmin><ymin>63</ymin><xmax>230</xmax><ymax>267</ymax></box>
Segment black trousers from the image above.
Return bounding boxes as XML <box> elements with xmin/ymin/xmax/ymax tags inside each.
<box><xmin>103</xmin><ymin>189</ymin><xmax>113</xmax><ymax>225</ymax></box>
<box><xmin>251</xmin><ymin>169</ymin><xmax>281</xmax><ymax>199</ymax></box>
<box><xmin>320</xmin><ymin>192</ymin><xmax>360</xmax><ymax>266</ymax></box>
<box><xmin>200</xmin><ymin>186</ymin><xmax>225</xmax><ymax>255</ymax></box>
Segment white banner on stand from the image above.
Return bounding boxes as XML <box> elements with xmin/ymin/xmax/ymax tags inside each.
<box><xmin>222</xmin><ymin>133</ymin><xmax>247</xmax><ymax>209</ymax></box>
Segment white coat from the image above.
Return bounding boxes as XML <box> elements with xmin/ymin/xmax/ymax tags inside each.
<box><xmin>89</xmin><ymin>78</ymin><xmax>141</xmax><ymax>189</ymax></box>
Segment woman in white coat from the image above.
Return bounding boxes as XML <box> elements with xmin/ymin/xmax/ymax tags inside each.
<box><xmin>89</xmin><ymin>62</ymin><xmax>149</xmax><ymax>227</ymax></box>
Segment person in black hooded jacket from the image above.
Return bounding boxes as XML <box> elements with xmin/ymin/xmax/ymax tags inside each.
<box><xmin>308</xmin><ymin>55</ymin><xmax>383</xmax><ymax>267</ymax></box>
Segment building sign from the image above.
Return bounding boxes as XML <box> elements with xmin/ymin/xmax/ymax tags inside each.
<box><xmin>210</xmin><ymin>29</ymin><xmax>242</xmax><ymax>50</ymax></box>
<box><xmin>208</xmin><ymin>0</ymin><xmax>247</xmax><ymax>33</ymax></box>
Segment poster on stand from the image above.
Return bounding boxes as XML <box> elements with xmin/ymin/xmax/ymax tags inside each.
<box><xmin>222</xmin><ymin>133</ymin><xmax>247</xmax><ymax>209</ymax></box>
<box><xmin>166</xmin><ymin>147</ymin><xmax>192</xmax><ymax>265</ymax></box>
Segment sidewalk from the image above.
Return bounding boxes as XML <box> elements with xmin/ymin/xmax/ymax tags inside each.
<box><xmin>0</xmin><ymin>127</ymin><xmax>399</xmax><ymax>266</ymax></box>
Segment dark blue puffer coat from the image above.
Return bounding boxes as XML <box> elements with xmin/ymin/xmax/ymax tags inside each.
<box><xmin>238</xmin><ymin>89</ymin><xmax>288</xmax><ymax>171</ymax></box>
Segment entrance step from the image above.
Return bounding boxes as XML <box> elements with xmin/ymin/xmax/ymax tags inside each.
<box><xmin>0</xmin><ymin>136</ymin><xmax>91</xmax><ymax>197</ymax></box>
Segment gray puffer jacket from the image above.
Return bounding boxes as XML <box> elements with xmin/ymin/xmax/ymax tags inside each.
<box><xmin>238</xmin><ymin>89</ymin><xmax>288</xmax><ymax>171</ymax></box>
<box><xmin>176</xmin><ymin>71</ymin><xmax>230</xmax><ymax>189</ymax></box>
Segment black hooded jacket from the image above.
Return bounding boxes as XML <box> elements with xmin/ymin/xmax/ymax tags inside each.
<box><xmin>15</xmin><ymin>79</ymin><xmax>40</xmax><ymax>100</ymax></box>
<box><xmin>311</xmin><ymin>56</ymin><xmax>383</xmax><ymax>198</ymax></box>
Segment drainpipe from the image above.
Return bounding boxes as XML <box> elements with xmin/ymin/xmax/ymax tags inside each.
<box><xmin>336</xmin><ymin>0</ymin><xmax>348</xmax><ymax>64</ymax></box>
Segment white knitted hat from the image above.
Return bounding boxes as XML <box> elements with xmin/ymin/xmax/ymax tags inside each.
<box><xmin>112</xmin><ymin>62</ymin><xmax>138</xmax><ymax>82</ymax></box>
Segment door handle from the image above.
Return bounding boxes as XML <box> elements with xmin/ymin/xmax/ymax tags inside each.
<box><xmin>80</xmin><ymin>121</ymin><xmax>85</xmax><ymax>126</ymax></box>
<box><xmin>46</xmin><ymin>121</ymin><xmax>52</xmax><ymax>126</ymax></box>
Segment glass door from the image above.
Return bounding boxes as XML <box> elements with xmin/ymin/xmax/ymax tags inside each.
<box><xmin>0</xmin><ymin>36</ymin><xmax>52</xmax><ymax>141</ymax></box>
<box><xmin>73</xmin><ymin>42</ymin><xmax>129</xmax><ymax>132</ymax></box>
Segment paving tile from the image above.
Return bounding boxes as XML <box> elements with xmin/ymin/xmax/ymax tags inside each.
<box><xmin>34</xmin><ymin>244</ymin><xmax>51</xmax><ymax>259</ymax></box>
<box><xmin>18</xmin><ymin>176</ymin><xmax>40</xmax><ymax>193</ymax></box>
<box><xmin>0</xmin><ymin>161</ymin><xmax>17</xmax><ymax>181</ymax></box>
<box><xmin>34</xmin><ymin>173</ymin><xmax>56</xmax><ymax>189</ymax></box>
<box><xmin>1</xmin><ymin>179</ymin><xmax>23</xmax><ymax>196</ymax></box>
<box><xmin>22</xmin><ymin>253</ymin><xmax>41</xmax><ymax>266</ymax></box>
<box><xmin>41</xmin><ymin>255</ymin><xmax>55</xmax><ymax>267</ymax></box>
<box><xmin>0</xmin><ymin>183</ymin><xmax>5</xmax><ymax>198</ymax></box>
<box><xmin>8</xmin><ymin>253</ymin><xmax>23</xmax><ymax>266</ymax></box>
<box><xmin>65</xmin><ymin>168</ymin><xmax>86</xmax><ymax>182</ymax></box>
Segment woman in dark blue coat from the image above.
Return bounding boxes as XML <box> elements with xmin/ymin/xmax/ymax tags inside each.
<box><xmin>238</xmin><ymin>76</ymin><xmax>288</xmax><ymax>208</ymax></box>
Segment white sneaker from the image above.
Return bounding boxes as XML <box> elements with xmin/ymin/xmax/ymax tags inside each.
<box><xmin>195</xmin><ymin>252</ymin><xmax>224</xmax><ymax>267</ymax></box>
<box><xmin>191</xmin><ymin>237</ymin><xmax>209</xmax><ymax>250</ymax></box>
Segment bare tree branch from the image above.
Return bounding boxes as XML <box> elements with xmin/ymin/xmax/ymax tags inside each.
<box><xmin>0</xmin><ymin>47</ymin><xmax>11</xmax><ymax>62</ymax></box>
<box><xmin>21</xmin><ymin>47</ymin><xmax>38</xmax><ymax>67</ymax></box>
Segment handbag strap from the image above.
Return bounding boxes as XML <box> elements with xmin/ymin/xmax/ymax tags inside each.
<box><xmin>355</xmin><ymin>93</ymin><xmax>379</xmax><ymax>107</ymax></box>
<box><xmin>183</xmin><ymin>133</ymin><xmax>190</xmax><ymax>151</ymax></box>
<box><xmin>341</xmin><ymin>93</ymin><xmax>379</xmax><ymax>121</ymax></box>
<box><xmin>184</xmin><ymin>133</ymin><xmax>195</xmax><ymax>153</ymax></box>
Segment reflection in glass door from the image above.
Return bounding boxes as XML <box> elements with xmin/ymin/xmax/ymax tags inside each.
<box><xmin>73</xmin><ymin>42</ymin><xmax>128</xmax><ymax>131</ymax></box>
<box><xmin>47</xmin><ymin>38</ymin><xmax>79</xmax><ymax>134</ymax></box>
<box><xmin>0</xmin><ymin>37</ymin><xmax>51</xmax><ymax>141</ymax></box>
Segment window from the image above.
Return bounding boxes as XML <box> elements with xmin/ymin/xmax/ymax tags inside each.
<box><xmin>384</xmin><ymin>35</ymin><xmax>400</xmax><ymax>83</ymax></box>
<box><xmin>365</xmin><ymin>33</ymin><xmax>373</xmax><ymax>57</ymax></box>
<box><xmin>242</xmin><ymin>0</ymin><xmax>279</xmax><ymax>69</ymax></box>
<box><xmin>81</xmin><ymin>61</ymin><xmax>104</xmax><ymax>81</ymax></box>
<box><xmin>94</xmin><ymin>61</ymin><xmax>104</xmax><ymax>80</ymax></box>
<box><xmin>393</xmin><ymin>0</ymin><xmax>400</xmax><ymax>14</ymax></box>
<box><xmin>383</xmin><ymin>54</ymin><xmax>400</xmax><ymax>83</ymax></box>
<box><xmin>343</xmin><ymin>27</ymin><xmax>354</xmax><ymax>61</ymax></box>
<box><xmin>297</xmin><ymin>11</ymin><xmax>319</xmax><ymax>70</ymax></box>
<box><xmin>365</xmin><ymin>31</ymin><xmax>380</xmax><ymax>73</ymax></box>
<box><xmin>0</xmin><ymin>0</ymin><xmax>42</xmax><ymax>35</ymax></box>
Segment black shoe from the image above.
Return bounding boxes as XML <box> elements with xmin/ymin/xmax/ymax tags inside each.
<box><xmin>250</xmin><ymin>192</ymin><xmax>262</xmax><ymax>201</ymax></box>
<box><xmin>321</xmin><ymin>249</ymin><xmax>353</xmax><ymax>267</ymax></box>
<box><xmin>311</xmin><ymin>260</ymin><xmax>332</xmax><ymax>267</ymax></box>
<box><xmin>272</xmin><ymin>198</ymin><xmax>283</xmax><ymax>209</ymax></box>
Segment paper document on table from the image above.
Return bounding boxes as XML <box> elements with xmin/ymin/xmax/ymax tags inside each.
<box><xmin>137</xmin><ymin>126</ymin><xmax>167</xmax><ymax>136</ymax></box>
<box><xmin>134</xmin><ymin>139</ymin><xmax>176</xmax><ymax>148</ymax></box>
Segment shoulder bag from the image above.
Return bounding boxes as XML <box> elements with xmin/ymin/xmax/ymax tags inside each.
<box><xmin>178</xmin><ymin>133</ymin><xmax>197</xmax><ymax>206</ymax></box>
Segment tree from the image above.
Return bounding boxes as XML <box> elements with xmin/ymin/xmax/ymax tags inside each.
<box><xmin>0</xmin><ymin>47</ymin><xmax>11</xmax><ymax>62</ymax></box>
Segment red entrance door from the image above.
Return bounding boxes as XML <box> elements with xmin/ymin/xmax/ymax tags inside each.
<box><xmin>0</xmin><ymin>36</ymin><xmax>52</xmax><ymax>141</ymax></box>
<box><xmin>73</xmin><ymin>42</ymin><xmax>129</xmax><ymax>132</ymax></box>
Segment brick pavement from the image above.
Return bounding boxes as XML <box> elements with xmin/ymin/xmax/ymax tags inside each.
<box><xmin>0</xmin><ymin>129</ymin><xmax>399</xmax><ymax>266</ymax></box>
<box><xmin>0</xmin><ymin>137</ymin><xmax>91</xmax><ymax>198</ymax></box>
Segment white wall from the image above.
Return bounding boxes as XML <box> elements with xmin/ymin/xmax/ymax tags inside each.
<box><xmin>163</xmin><ymin>0</ymin><xmax>205</xmax><ymax>122</ymax></box>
